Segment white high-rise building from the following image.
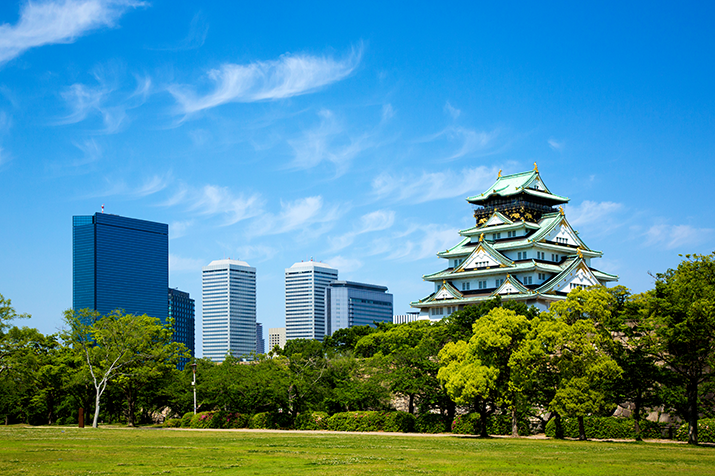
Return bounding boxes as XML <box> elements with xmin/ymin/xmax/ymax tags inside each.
<box><xmin>285</xmin><ymin>261</ymin><xmax>338</xmax><ymax>342</ymax></box>
<box><xmin>202</xmin><ymin>259</ymin><xmax>256</xmax><ymax>362</ymax></box>
<box><xmin>268</xmin><ymin>327</ymin><xmax>286</xmax><ymax>350</ymax></box>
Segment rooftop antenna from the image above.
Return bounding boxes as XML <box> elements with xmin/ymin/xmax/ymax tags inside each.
<box><xmin>101</xmin><ymin>204</ymin><xmax>104</xmax><ymax>213</ymax></box>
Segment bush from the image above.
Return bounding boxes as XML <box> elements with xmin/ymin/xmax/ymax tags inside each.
<box><xmin>676</xmin><ymin>419</ymin><xmax>715</xmax><ymax>443</ymax></box>
<box><xmin>180</xmin><ymin>412</ymin><xmax>194</xmax><ymax>428</ymax></box>
<box><xmin>415</xmin><ymin>413</ymin><xmax>451</xmax><ymax>434</ymax></box>
<box><xmin>326</xmin><ymin>412</ymin><xmax>387</xmax><ymax>432</ymax></box>
<box><xmin>294</xmin><ymin>412</ymin><xmax>329</xmax><ymax>430</ymax></box>
<box><xmin>248</xmin><ymin>412</ymin><xmax>294</xmax><ymax>429</ymax></box>
<box><xmin>225</xmin><ymin>413</ymin><xmax>250</xmax><ymax>429</ymax></box>
<box><xmin>164</xmin><ymin>418</ymin><xmax>182</xmax><ymax>428</ymax></box>
<box><xmin>452</xmin><ymin>413</ymin><xmax>481</xmax><ymax>435</ymax></box>
<box><xmin>545</xmin><ymin>417</ymin><xmax>667</xmax><ymax>439</ymax></box>
<box><xmin>487</xmin><ymin>414</ymin><xmax>531</xmax><ymax>436</ymax></box>
<box><xmin>190</xmin><ymin>412</ymin><xmax>214</xmax><ymax>429</ymax></box>
<box><xmin>383</xmin><ymin>411</ymin><xmax>416</xmax><ymax>433</ymax></box>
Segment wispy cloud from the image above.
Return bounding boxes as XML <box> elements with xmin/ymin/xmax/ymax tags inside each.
<box><xmin>168</xmin><ymin>44</ymin><xmax>362</xmax><ymax>114</ymax></box>
<box><xmin>644</xmin><ymin>223</ymin><xmax>714</xmax><ymax>250</ymax></box>
<box><xmin>86</xmin><ymin>172</ymin><xmax>170</xmax><ymax>198</ymax></box>
<box><xmin>169</xmin><ymin>253</ymin><xmax>205</xmax><ymax>273</ymax></box>
<box><xmin>288</xmin><ymin>109</ymin><xmax>375</xmax><ymax>176</ymax></box>
<box><xmin>185</xmin><ymin>185</ymin><xmax>263</xmax><ymax>226</ymax></box>
<box><xmin>0</xmin><ymin>0</ymin><xmax>144</xmax><ymax>65</ymax></box>
<box><xmin>325</xmin><ymin>255</ymin><xmax>363</xmax><ymax>273</ymax></box>
<box><xmin>385</xmin><ymin>224</ymin><xmax>458</xmax><ymax>261</ymax></box>
<box><xmin>169</xmin><ymin>220</ymin><xmax>194</xmax><ymax>239</ymax></box>
<box><xmin>59</xmin><ymin>65</ymin><xmax>150</xmax><ymax>133</ymax></box>
<box><xmin>328</xmin><ymin>209</ymin><xmax>395</xmax><ymax>251</ymax></box>
<box><xmin>231</xmin><ymin>244</ymin><xmax>278</xmax><ymax>263</ymax></box>
<box><xmin>150</xmin><ymin>11</ymin><xmax>208</xmax><ymax>51</ymax></box>
<box><xmin>567</xmin><ymin>200</ymin><xmax>624</xmax><ymax>228</ymax></box>
<box><xmin>548</xmin><ymin>138</ymin><xmax>565</xmax><ymax>151</ymax></box>
<box><xmin>444</xmin><ymin>101</ymin><xmax>460</xmax><ymax>120</ymax></box>
<box><xmin>249</xmin><ymin>195</ymin><xmax>341</xmax><ymax>237</ymax></box>
<box><xmin>372</xmin><ymin>165</ymin><xmax>500</xmax><ymax>203</ymax></box>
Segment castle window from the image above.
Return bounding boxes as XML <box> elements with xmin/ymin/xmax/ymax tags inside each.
<box><xmin>476</xmin><ymin>261</ymin><xmax>488</xmax><ymax>268</ymax></box>
<box><xmin>570</xmin><ymin>283</ymin><xmax>586</xmax><ymax>290</ymax></box>
<box><xmin>538</xmin><ymin>273</ymin><xmax>546</xmax><ymax>280</ymax></box>
<box><xmin>478</xmin><ymin>280</ymin><xmax>487</xmax><ymax>289</ymax></box>
<box><xmin>517</xmin><ymin>251</ymin><xmax>528</xmax><ymax>260</ymax></box>
<box><xmin>524</xmin><ymin>276</ymin><xmax>533</xmax><ymax>285</ymax></box>
<box><xmin>556</xmin><ymin>237</ymin><xmax>568</xmax><ymax>244</ymax></box>
<box><xmin>492</xmin><ymin>233</ymin><xmax>501</xmax><ymax>240</ymax></box>
<box><xmin>551</xmin><ymin>254</ymin><xmax>559</xmax><ymax>262</ymax></box>
<box><xmin>507</xmin><ymin>230</ymin><xmax>516</xmax><ymax>238</ymax></box>
<box><xmin>461</xmin><ymin>282</ymin><xmax>471</xmax><ymax>291</ymax></box>
<box><xmin>495</xmin><ymin>278</ymin><xmax>504</xmax><ymax>287</ymax></box>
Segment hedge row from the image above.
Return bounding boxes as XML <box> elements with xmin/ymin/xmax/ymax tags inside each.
<box><xmin>545</xmin><ymin>416</ymin><xmax>665</xmax><ymax>439</ymax></box>
<box><xmin>164</xmin><ymin>411</ymin><xmax>253</xmax><ymax>429</ymax></box>
<box><xmin>452</xmin><ymin>413</ymin><xmax>531</xmax><ymax>435</ymax></box>
<box><xmin>324</xmin><ymin>411</ymin><xmax>416</xmax><ymax>433</ymax></box>
<box><xmin>676</xmin><ymin>419</ymin><xmax>715</xmax><ymax>443</ymax></box>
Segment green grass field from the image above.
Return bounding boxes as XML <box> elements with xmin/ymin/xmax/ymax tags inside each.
<box><xmin>1</xmin><ymin>426</ymin><xmax>714</xmax><ymax>475</ymax></box>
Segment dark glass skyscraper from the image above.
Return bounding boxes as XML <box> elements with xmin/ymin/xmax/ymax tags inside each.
<box><xmin>168</xmin><ymin>288</ymin><xmax>195</xmax><ymax>370</ymax></box>
<box><xmin>72</xmin><ymin>213</ymin><xmax>168</xmax><ymax>321</ymax></box>
<box><xmin>325</xmin><ymin>281</ymin><xmax>393</xmax><ymax>335</ymax></box>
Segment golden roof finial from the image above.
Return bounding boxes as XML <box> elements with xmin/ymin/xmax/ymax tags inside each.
<box><xmin>559</xmin><ymin>206</ymin><xmax>564</xmax><ymax>216</ymax></box>
<box><xmin>577</xmin><ymin>248</ymin><xmax>583</xmax><ymax>259</ymax></box>
<box><xmin>442</xmin><ymin>280</ymin><xmax>446</xmax><ymax>285</ymax></box>
<box><xmin>479</xmin><ymin>233</ymin><xmax>484</xmax><ymax>242</ymax></box>
<box><xmin>534</xmin><ymin>162</ymin><xmax>538</xmax><ymax>172</ymax></box>
<box><xmin>498</xmin><ymin>169</ymin><xmax>502</xmax><ymax>178</ymax></box>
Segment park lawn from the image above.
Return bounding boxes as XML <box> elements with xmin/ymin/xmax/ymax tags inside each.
<box><xmin>0</xmin><ymin>427</ymin><xmax>714</xmax><ymax>476</ymax></box>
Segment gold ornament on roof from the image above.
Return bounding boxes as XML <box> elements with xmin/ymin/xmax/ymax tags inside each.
<box><xmin>498</xmin><ymin>169</ymin><xmax>502</xmax><ymax>178</ymax></box>
<box><xmin>577</xmin><ymin>248</ymin><xmax>583</xmax><ymax>259</ymax></box>
<box><xmin>534</xmin><ymin>162</ymin><xmax>538</xmax><ymax>172</ymax></box>
<box><xmin>559</xmin><ymin>206</ymin><xmax>564</xmax><ymax>216</ymax></box>
<box><xmin>479</xmin><ymin>233</ymin><xmax>484</xmax><ymax>242</ymax></box>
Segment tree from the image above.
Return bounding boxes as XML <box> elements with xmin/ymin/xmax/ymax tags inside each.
<box><xmin>0</xmin><ymin>293</ymin><xmax>29</xmax><ymax>377</ymax></box>
<box><xmin>646</xmin><ymin>252</ymin><xmax>715</xmax><ymax>445</ymax></box>
<box><xmin>63</xmin><ymin>309</ymin><xmax>187</xmax><ymax>428</ymax></box>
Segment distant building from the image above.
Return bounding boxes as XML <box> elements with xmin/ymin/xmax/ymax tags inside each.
<box><xmin>268</xmin><ymin>327</ymin><xmax>286</xmax><ymax>351</ymax></box>
<box><xmin>285</xmin><ymin>261</ymin><xmax>338</xmax><ymax>342</ymax></box>
<box><xmin>72</xmin><ymin>212</ymin><xmax>168</xmax><ymax>321</ymax></box>
<box><xmin>168</xmin><ymin>288</ymin><xmax>195</xmax><ymax>370</ymax></box>
<box><xmin>393</xmin><ymin>312</ymin><xmax>420</xmax><ymax>325</ymax></box>
<box><xmin>202</xmin><ymin>259</ymin><xmax>256</xmax><ymax>362</ymax></box>
<box><xmin>256</xmin><ymin>322</ymin><xmax>265</xmax><ymax>354</ymax></box>
<box><xmin>325</xmin><ymin>281</ymin><xmax>393</xmax><ymax>335</ymax></box>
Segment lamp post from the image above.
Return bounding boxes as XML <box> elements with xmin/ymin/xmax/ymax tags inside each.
<box><xmin>191</xmin><ymin>363</ymin><xmax>197</xmax><ymax>415</ymax></box>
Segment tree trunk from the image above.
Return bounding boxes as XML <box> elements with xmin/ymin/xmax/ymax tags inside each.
<box><xmin>511</xmin><ymin>407</ymin><xmax>519</xmax><ymax>437</ymax></box>
<box><xmin>577</xmin><ymin>416</ymin><xmax>586</xmax><ymax>440</ymax></box>
<box><xmin>633</xmin><ymin>394</ymin><xmax>642</xmax><ymax>441</ymax></box>
<box><xmin>408</xmin><ymin>394</ymin><xmax>414</xmax><ymax>414</ymax></box>
<box><xmin>553</xmin><ymin>412</ymin><xmax>564</xmax><ymax>439</ymax></box>
<box><xmin>478</xmin><ymin>401</ymin><xmax>488</xmax><ymax>437</ymax></box>
<box><xmin>93</xmin><ymin>391</ymin><xmax>101</xmax><ymax>428</ymax></box>
<box><xmin>687</xmin><ymin>378</ymin><xmax>698</xmax><ymax>445</ymax></box>
<box><xmin>126</xmin><ymin>396</ymin><xmax>136</xmax><ymax>427</ymax></box>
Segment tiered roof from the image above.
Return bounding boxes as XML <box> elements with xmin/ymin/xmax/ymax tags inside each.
<box><xmin>411</xmin><ymin>166</ymin><xmax>617</xmax><ymax>312</ymax></box>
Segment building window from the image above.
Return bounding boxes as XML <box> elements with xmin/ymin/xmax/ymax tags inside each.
<box><xmin>477</xmin><ymin>280</ymin><xmax>487</xmax><ymax>289</ymax></box>
<box><xmin>461</xmin><ymin>282</ymin><xmax>471</xmax><ymax>291</ymax></box>
<box><xmin>570</xmin><ymin>283</ymin><xmax>586</xmax><ymax>290</ymax></box>
<box><xmin>492</xmin><ymin>233</ymin><xmax>501</xmax><ymax>240</ymax></box>
<box><xmin>495</xmin><ymin>278</ymin><xmax>504</xmax><ymax>287</ymax></box>
<box><xmin>538</xmin><ymin>273</ymin><xmax>546</xmax><ymax>280</ymax></box>
<box><xmin>524</xmin><ymin>276</ymin><xmax>533</xmax><ymax>285</ymax></box>
<box><xmin>517</xmin><ymin>251</ymin><xmax>528</xmax><ymax>260</ymax></box>
<box><xmin>536</xmin><ymin>251</ymin><xmax>545</xmax><ymax>260</ymax></box>
<box><xmin>556</xmin><ymin>237</ymin><xmax>568</xmax><ymax>244</ymax></box>
<box><xmin>551</xmin><ymin>254</ymin><xmax>559</xmax><ymax>262</ymax></box>
<box><xmin>507</xmin><ymin>230</ymin><xmax>516</xmax><ymax>238</ymax></box>
<box><xmin>475</xmin><ymin>261</ymin><xmax>488</xmax><ymax>268</ymax></box>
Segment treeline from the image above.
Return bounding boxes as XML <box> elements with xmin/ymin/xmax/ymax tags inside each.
<box><xmin>1</xmin><ymin>253</ymin><xmax>714</xmax><ymax>444</ymax></box>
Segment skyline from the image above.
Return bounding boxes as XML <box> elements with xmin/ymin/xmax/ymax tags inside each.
<box><xmin>1</xmin><ymin>1</ymin><xmax>714</xmax><ymax>357</ymax></box>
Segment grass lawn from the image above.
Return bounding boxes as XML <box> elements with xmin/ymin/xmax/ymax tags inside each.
<box><xmin>1</xmin><ymin>426</ymin><xmax>714</xmax><ymax>475</ymax></box>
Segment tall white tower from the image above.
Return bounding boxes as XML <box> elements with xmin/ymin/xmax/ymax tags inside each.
<box><xmin>285</xmin><ymin>261</ymin><xmax>338</xmax><ymax>342</ymax></box>
<box><xmin>202</xmin><ymin>259</ymin><xmax>256</xmax><ymax>362</ymax></box>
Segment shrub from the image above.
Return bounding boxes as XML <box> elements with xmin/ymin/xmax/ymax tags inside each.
<box><xmin>294</xmin><ymin>412</ymin><xmax>329</xmax><ymax>430</ymax></box>
<box><xmin>249</xmin><ymin>412</ymin><xmax>280</xmax><ymax>429</ymax></box>
<box><xmin>676</xmin><ymin>419</ymin><xmax>715</xmax><ymax>443</ymax></box>
<box><xmin>415</xmin><ymin>413</ymin><xmax>451</xmax><ymax>434</ymax></box>
<box><xmin>190</xmin><ymin>412</ymin><xmax>214</xmax><ymax>429</ymax></box>
<box><xmin>383</xmin><ymin>411</ymin><xmax>416</xmax><ymax>433</ymax></box>
<box><xmin>545</xmin><ymin>416</ymin><xmax>667</xmax><ymax>439</ymax></box>
<box><xmin>180</xmin><ymin>412</ymin><xmax>194</xmax><ymax>428</ymax></box>
<box><xmin>452</xmin><ymin>413</ymin><xmax>481</xmax><ymax>435</ymax></box>
<box><xmin>164</xmin><ymin>418</ymin><xmax>182</xmax><ymax>428</ymax></box>
<box><xmin>225</xmin><ymin>413</ymin><xmax>250</xmax><ymax>429</ymax></box>
<box><xmin>487</xmin><ymin>414</ymin><xmax>531</xmax><ymax>436</ymax></box>
<box><xmin>326</xmin><ymin>412</ymin><xmax>387</xmax><ymax>432</ymax></box>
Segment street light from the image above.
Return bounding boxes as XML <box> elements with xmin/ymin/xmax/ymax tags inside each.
<box><xmin>190</xmin><ymin>363</ymin><xmax>197</xmax><ymax>415</ymax></box>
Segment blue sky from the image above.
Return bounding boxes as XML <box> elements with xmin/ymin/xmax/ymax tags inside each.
<box><xmin>1</xmin><ymin>1</ymin><xmax>714</xmax><ymax>353</ymax></box>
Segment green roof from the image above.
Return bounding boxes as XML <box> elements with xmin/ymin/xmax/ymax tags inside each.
<box><xmin>466</xmin><ymin>169</ymin><xmax>569</xmax><ymax>205</ymax></box>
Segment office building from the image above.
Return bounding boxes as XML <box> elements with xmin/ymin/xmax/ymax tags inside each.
<box><xmin>325</xmin><ymin>281</ymin><xmax>393</xmax><ymax>335</ymax></box>
<box><xmin>202</xmin><ymin>259</ymin><xmax>256</xmax><ymax>362</ymax></box>
<box><xmin>393</xmin><ymin>312</ymin><xmax>420</xmax><ymax>325</ymax></box>
<box><xmin>268</xmin><ymin>327</ymin><xmax>286</xmax><ymax>351</ymax></box>
<box><xmin>168</xmin><ymin>288</ymin><xmax>195</xmax><ymax>370</ymax></box>
<box><xmin>256</xmin><ymin>322</ymin><xmax>265</xmax><ymax>354</ymax></box>
<box><xmin>285</xmin><ymin>261</ymin><xmax>338</xmax><ymax>342</ymax></box>
<box><xmin>72</xmin><ymin>212</ymin><xmax>168</xmax><ymax>321</ymax></box>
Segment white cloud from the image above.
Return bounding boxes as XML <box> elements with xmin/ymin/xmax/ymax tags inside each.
<box><xmin>169</xmin><ymin>220</ymin><xmax>194</xmax><ymax>239</ymax></box>
<box><xmin>169</xmin><ymin>44</ymin><xmax>362</xmax><ymax>114</ymax></box>
<box><xmin>386</xmin><ymin>224</ymin><xmax>458</xmax><ymax>261</ymax></box>
<box><xmin>325</xmin><ymin>255</ymin><xmax>363</xmax><ymax>273</ymax></box>
<box><xmin>231</xmin><ymin>244</ymin><xmax>277</xmax><ymax>263</ymax></box>
<box><xmin>381</xmin><ymin>103</ymin><xmax>394</xmax><ymax>122</ymax></box>
<box><xmin>548</xmin><ymin>138</ymin><xmax>565</xmax><ymax>151</ymax></box>
<box><xmin>372</xmin><ymin>165</ymin><xmax>500</xmax><ymax>203</ymax></box>
<box><xmin>150</xmin><ymin>11</ymin><xmax>208</xmax><ymax>51</ymax></box>
<box><xmin>567</xmin><ymin>200</ymin><xmax>624</xmax><ymax>227</ymax></box>
<box><xmin>328</xmin><ymin>209</ymin><xmax>395</xmax><ymax>252</ymax></box>
<box><xmin>187</xmin><ymin>185</ymin><xmax>263</xmax><ymax>226</ymax></box>
<box><xmin>169</xmin><ymin>254</ymin><xmax>205</xmax><ymax>273</ymax></box>
<box><xmin>249</xmin><ymin>195</ymin><xmax>341</xmax><ymax>237</ymax></box>
<box><xmin>0</xmin><ymin>0</ymin><xmax>144</xmax><ymax>65</ymax></box>
<box><xmin>288</xmin><ymin>109</ymin><xmax>373</xmax><ymax>175</ymax></box>
<box><xmin>444</xmin><ymin>101</ymin><xmax>460</xmax><ymax>120</ymax></box>
<box><xmin>644</xmin><ymin>223</ymin><xmax>714</xmax><ymax>250</ymax></box>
